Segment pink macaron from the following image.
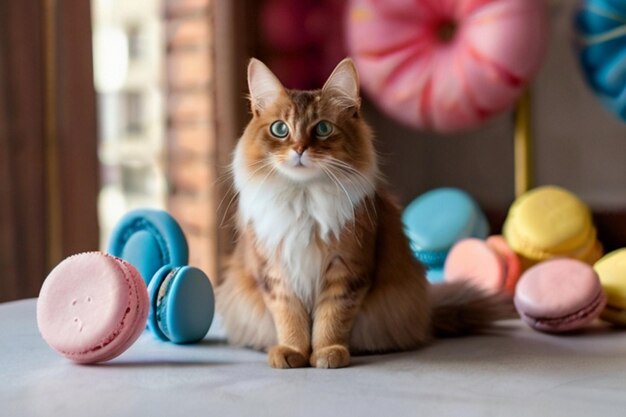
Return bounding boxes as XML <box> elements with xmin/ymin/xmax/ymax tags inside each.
<box><xmin>514</xmin><ymin>258</ymin><xmax>607</xmax><ymax>333</ymax></box>
<box><xmin>444</xmin><ymin>236</ymin><xmax>521</xmax><ymax>296</ymax></box>
<box><xmin>37</xmin><ymin>252</ymin><xmax>149</xmax><ymax>363</ymax></box>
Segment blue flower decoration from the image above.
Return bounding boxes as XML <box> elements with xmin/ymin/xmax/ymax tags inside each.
<box><xmin>576</xmin><ymin>0</ymin><xmax>626</xmax><ymax>122</ymax></box>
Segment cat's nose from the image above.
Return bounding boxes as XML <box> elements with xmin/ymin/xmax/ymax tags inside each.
<box><xmin>294</xmin><ymin>145</ymin><xmax>307</xmax><ymax>156</ymax></box>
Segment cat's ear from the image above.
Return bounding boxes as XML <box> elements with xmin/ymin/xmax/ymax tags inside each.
<box><xmin>247</xmin><ymin>58</ymin><xmax>286</xmax><ymax>115</ymax></box>
<box><xmin>322</xmin><ymin>58</ymin><xmax>361</xmax><ymax>111</ymax></box>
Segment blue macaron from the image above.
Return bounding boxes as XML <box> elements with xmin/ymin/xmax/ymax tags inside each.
<box><xmin>402</xmin><ymin>188</ymin><xmax>489</xmax><ymax>282</ymax></box>
<box><xmin>148</xmin><ymin>265</ymin><xmax>215</xmax><ymax>344</ymax></box>
<box><xmin>108</xmin><ymin>209</ymin><xmax>189</xmax><ymax>286</ymax></box>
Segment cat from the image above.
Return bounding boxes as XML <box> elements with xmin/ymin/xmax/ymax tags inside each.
<box><xmin>215</xmin><ymin>57</ymin><xmax>512</xmax><ymax>369</ymax></box>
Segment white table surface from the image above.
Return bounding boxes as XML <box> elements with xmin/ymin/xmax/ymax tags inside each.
<box><xmin>3</xmin><ymin>298</ymin><xmax>626</xmax><ymax>417</ymax></box>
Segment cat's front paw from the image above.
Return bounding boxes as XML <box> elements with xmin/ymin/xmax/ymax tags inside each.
<box><xmin>268</xmin><ymin>345</ymin><xmax>309</xmax><ymax>369</ymax></box>
<box><xmin>310</xmin><ymin>345</ymin><xmax>350</xmax><ymax>369</ymax></box>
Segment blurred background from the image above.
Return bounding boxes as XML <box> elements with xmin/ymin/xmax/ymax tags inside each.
<box><xmin>1</xmin><ymin>0</ymin><xmax>626</xmax><ymax>302</ymax></box>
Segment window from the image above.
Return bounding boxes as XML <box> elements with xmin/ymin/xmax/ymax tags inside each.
<box><xmin>91</xmin><ymin>0</ymin><xmax>242</xmax><ymax>283</ymax></box>
<box><xmin>124</xmin><ymin>90</ymin><xmax>143</xmax><ymax>135</ymax></box>
<box><xmin>127</xmin><ymin>24</ymin><xmax>144</xmax><ymax>61</ymax></box>
<box><xmin>92</xmin><ymin>0</ymin><xmax>165</xmax><ymax>249</ymax></box>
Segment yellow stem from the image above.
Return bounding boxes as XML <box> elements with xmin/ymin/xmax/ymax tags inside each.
<box><xmin>514</xmin><ymin>90</ymin><xmax>532</xmax><ymax>197</ymax></box>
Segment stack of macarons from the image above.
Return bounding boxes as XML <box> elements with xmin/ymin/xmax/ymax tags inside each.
<box><xmin>503</xmin><ymin>186</ymin><xmax>603</xmax><ymax>269</ymax></box>
<box><xmin>37</xmin><ymin>209</ymin><xmax>215</xmax><ymax>364</ymax></box>
<box><xmin>402</xmin><ymin>188</ymin><xmax>489</xmax><ymax>282</ymax></box>
<box><xmin>108</xmin><ymin>209</ymin><xmax>215</xmax><ymax>345</ymax></box>
<box><xmin>444</xmin><ymin>186</ymin><xmax>602</xmax><ymax>294</ymax></box>
<box><xmin>444</xmin><ymin>236</ymin><xmax>612</xmax><ymax>334</ymax></box>
<box><xmin>439</xmin><ymin>185</ymin><xmax>615</xmax><ymax>334</ymax></box>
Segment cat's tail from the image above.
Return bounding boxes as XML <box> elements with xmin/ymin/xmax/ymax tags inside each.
<box><xmin>429</xmin><ymin>281</ymin><xmax>517</xmax><ymax>337</ymax></box>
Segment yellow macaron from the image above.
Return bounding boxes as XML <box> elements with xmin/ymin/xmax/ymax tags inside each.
<box><xmin>594</xmin><ymin>248</ymin><xmax>626</xmax><ymax>326</ymax></box>
<box><xmin>503</xmin><ymin>186</ymin><xmax>601</xmax><ymax>266</ymax></box>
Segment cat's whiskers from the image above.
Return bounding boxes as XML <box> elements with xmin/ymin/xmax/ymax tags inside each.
<box><xmin>244</xmin><ymin>158</ymin><xmax>280</xmax><ymax>215</ymax></box>
<box><xmin>211</xmin><ymin>165</ymin><xmax>241</xmax><ymax>227</ymax></box>
<box><xmin>211</xmin><ymin>158</ymin><xmax>246</xmax><ymax>189</ymax></box>
<box><xmin>218</xmin><ymin>189</ymin><xmax>239</xmax><ymax>229</ymax></box>
<box><xmin>216</xmin><ymin>158</ymin><xmax>269</xmax><ymax>217</ymax></box>
<box><xmin>321</xmin><ymin>159</ymin><xmax>372</xmax><ymax>197</ymax></box>
<box><xmin>319</xmin><ymin>165</ymin><xmax>358</xmax><ymax>236</ymax></box>
<box><xmin>322</xmin><ymin>156</ymin><xmax>377</xmax><ymax>191</ymax></box>
<box><xmin>326</xmin><ymin>156</ymin><xmax>374</xmax><ymax>182</ymax></box>
<box><xmin>324</xmin><ymin>164</ymin><xmax>376</xmax><ymax>229</ymax></box>
<box><xmin>320</xmin><ymin>165</ymin><xmax>363</xmax><ymax>247</ymax></box>
<box><xmin>215</xmin><ymin>158</ymin><xmax>262</xmax><ymax>197</ymax></box>
<box><xmin>220</xmin><ymin>159</ymin><xmax>275</xmax><ymax>228</ymax></box>
<box><xmin>319</xmin><ymin>157</ymin><xmax>377</xmax><ymax>220</ymax></box>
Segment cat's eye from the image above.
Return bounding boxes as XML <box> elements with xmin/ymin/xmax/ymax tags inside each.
<box><xmin>269</xmin><ymin>120</ymin><xmax>289</xmax><ymax>139</ymax></box>
<box><xmin>314</xmin><ymin>120</ymin><xmax>333</xmax><ymax>139</ymax></box>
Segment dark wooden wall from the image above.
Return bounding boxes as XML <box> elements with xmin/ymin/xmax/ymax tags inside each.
<box><xmin>0</xmin><ymin>0</ymin><xmax>99</xmax><ymax>302</ymax></box>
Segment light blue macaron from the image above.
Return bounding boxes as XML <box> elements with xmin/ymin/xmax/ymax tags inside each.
<box><xmin>402</xmin><ymin>188</ymin><xmax>489</xmax><ymax>282</ymax></box>
<box><xmin>147</xmin><ymin>265</ymin><xmax>215</xmax><ymax>344</ymax></box>
<box><xmin>108</xmin><ymin>209</ymin><xmax>189</xmax><ymax>286</ymax></box>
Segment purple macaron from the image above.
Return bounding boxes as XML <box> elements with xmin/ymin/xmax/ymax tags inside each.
<box><xmin>514</xmin><ymin>258</ymin><xmax>607</xmax><ymax>333</ymax></box>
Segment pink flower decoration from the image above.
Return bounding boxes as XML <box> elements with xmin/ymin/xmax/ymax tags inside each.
<box><xmin>347</xmin><ymin>0</ymin><xmax>549</xmax><ymax>132</ymax></box>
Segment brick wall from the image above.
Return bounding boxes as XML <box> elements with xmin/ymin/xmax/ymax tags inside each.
<box><xmin>165</xmin><ymin>0</ymin><xmax>218</xmax><ymax>284</ymax></box>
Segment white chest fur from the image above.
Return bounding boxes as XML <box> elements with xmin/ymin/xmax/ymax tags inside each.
<box><xmin>233</xmin><ymin>151</ymin><xmax>373</xmax><ymax>308</ymax></box>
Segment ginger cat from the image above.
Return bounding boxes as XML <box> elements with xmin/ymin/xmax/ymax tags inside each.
<box><xmin>216</xmin><ymin>58</ymin><xmax>511</xmax><ymax>369</ymax></box>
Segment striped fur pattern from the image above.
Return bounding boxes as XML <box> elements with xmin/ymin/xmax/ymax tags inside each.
<box><xmin>216</xmin><ymin>58</ymin><xmax>512</xmax><ymax>369</ymax></box>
